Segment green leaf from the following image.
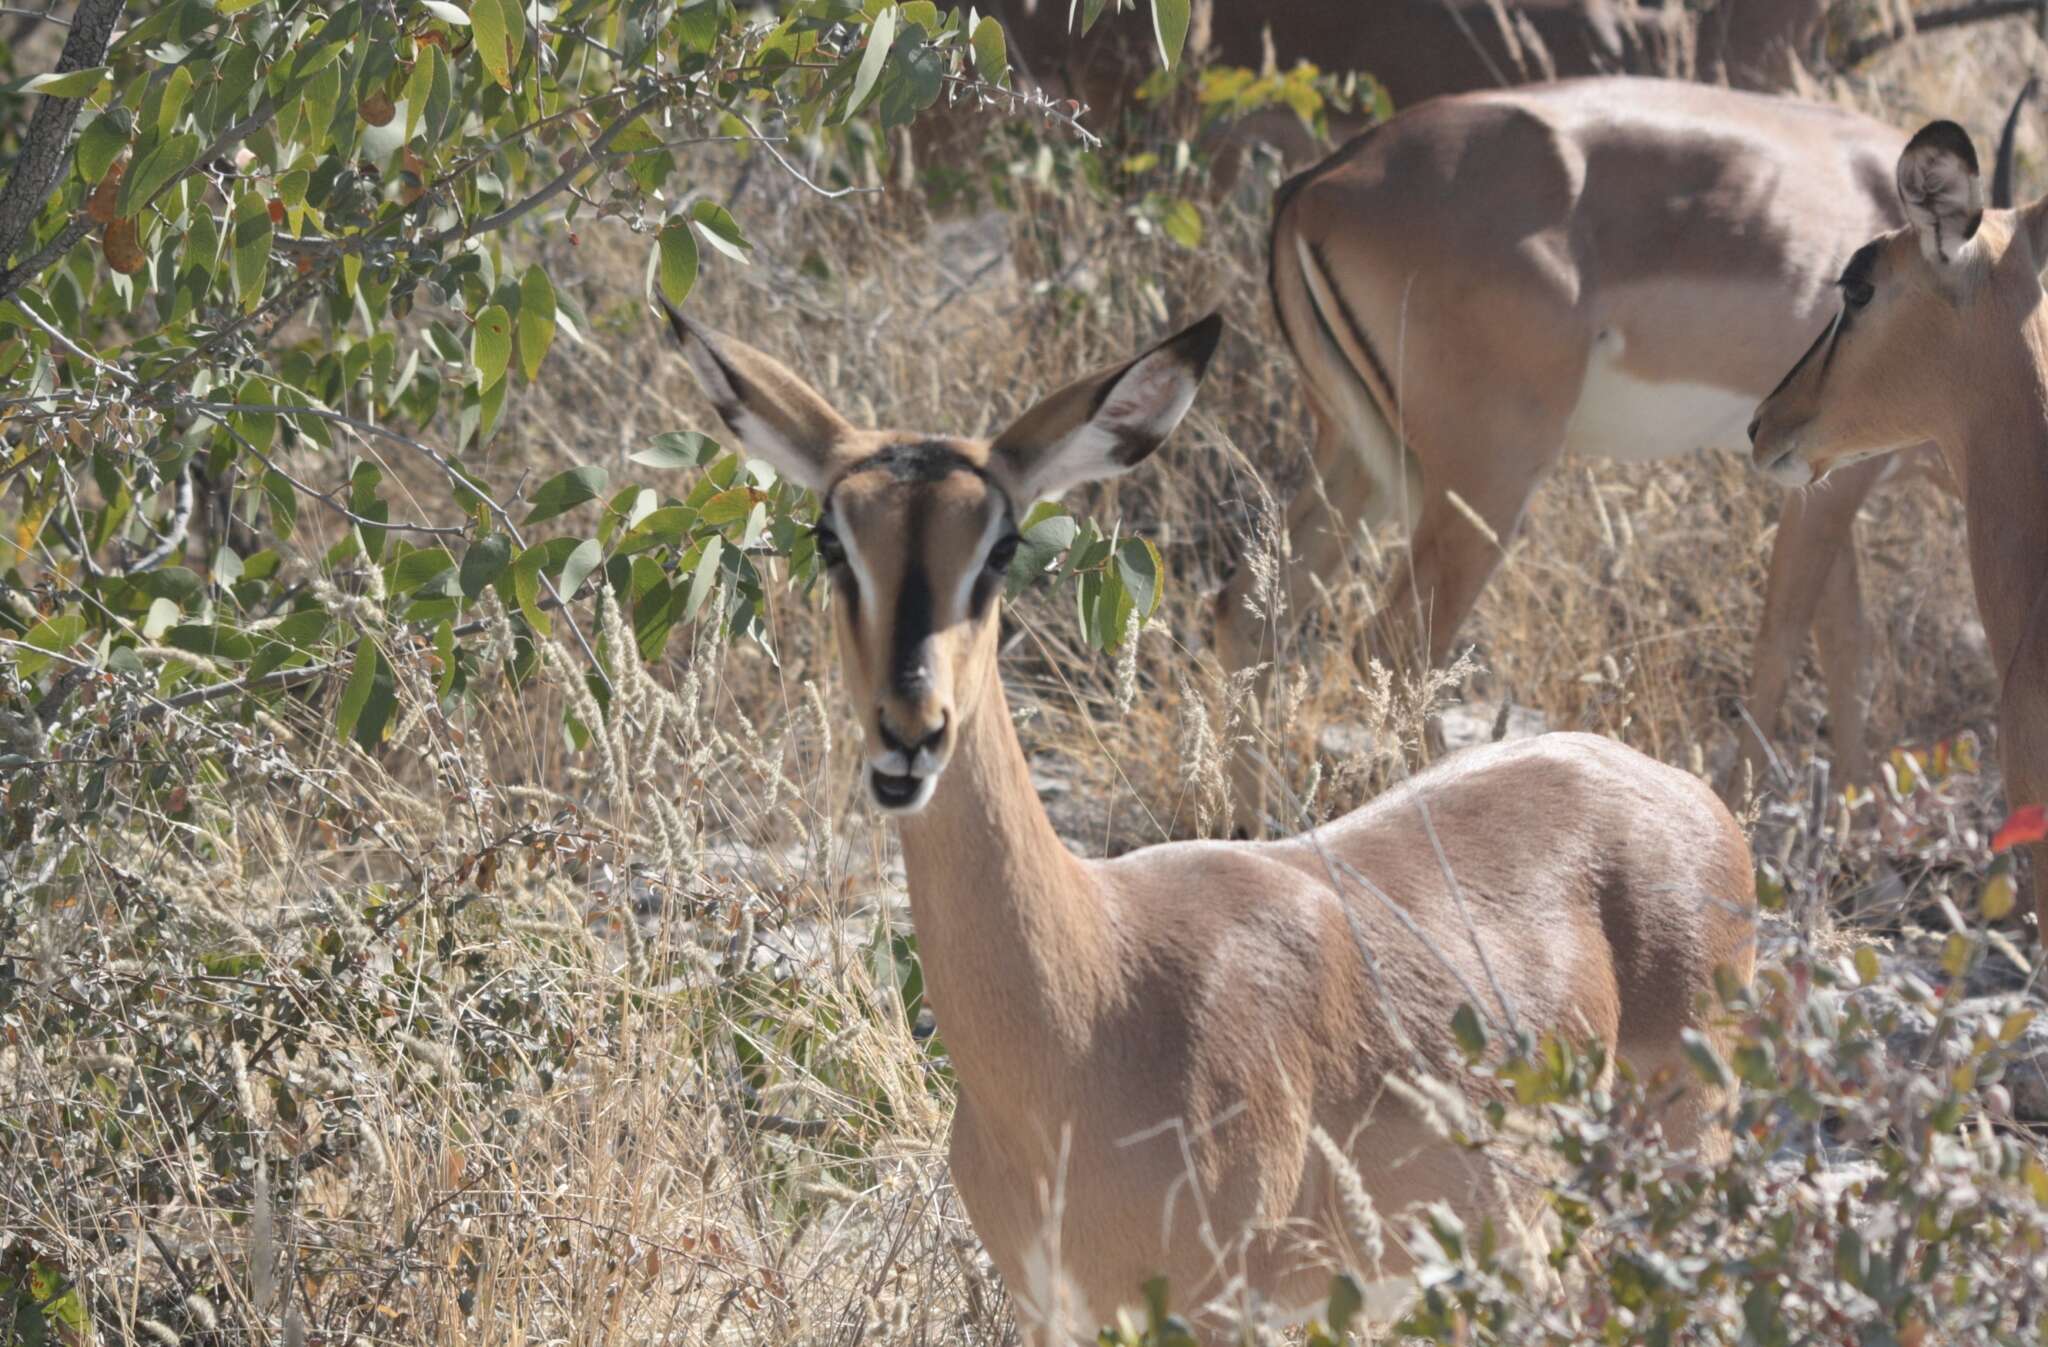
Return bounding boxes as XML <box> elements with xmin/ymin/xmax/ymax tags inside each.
<box><xmin>699</xmin><ymin>487</ymin><xmax>758</xmax><ymax>528</ymax></box>
<box><xmin>471</xmin><ymin>0</ymin><xmax>523</xmax><ymax>89</ymax></box>
<box><xmin>75</xmin><ymin>113</ymin><xmax>126</xmax><ymax>185</ymax></box>
<box><xmin>460</xmin><ymin>533</ymin><xmax>513</xmax><ymax>600</ymax></box>
<box><xmin>16</xmin><ymin>613</ymin><xmax>87</xmax><ymax>676</ymax></box>
<box><xmin>846</xmin><ymin>5</ymin><xmax>896</xmax><ymax>121</ymax></box>
<box><xmin>472</xmin><ymin>304</ymin><xmax>512</xmax><ymax>390</ymax></box>
<box><xmin>681</xmin><ymin>535</ymin><xmax>723</xmax><ymax>621</ymax></box>
<box><xmin>1150</xmin><ymin>0</ymin><xmax>1190</xmax><ymax>70</ymax></box>
<box><xmin>1114</xmin><ymin>536</ymin><xmax>1164</xmax><ymax>619</ymax></box>
<box><xmin>1678</xmin><ymin>1027</ymin><xmax>1732</xmax><ymax>1091</ymax></box>
<box><xmin>525</xmin><ymin>464</ymin><xmax>608</xmax><ymax>525</ymax></box>
<box><xmin>231</xmin><ymin>191</ymin><xmax>272</xmax><ymax>309</ymax></box>
<box><xmin>1451</xmin><ymin>1003</ymin><xmax>1487</xmax><ymax>1061</ymax></box>
<box><xmin>1160</xmin><ymin>197</ymin><xmax>1203</xmax><ymax>249</ymax></box>
<box><xmin>168</xmin><ymin>623</ymin><xmax>257</xmax><ymax>662</ymax></box>
<box><xmin>403</xmin><ymin>46</ymin><xmax>437</xmax><ymax>142</ymax></box>
<box><xmin>23</xmin><ymin>66</ymin><xmax>107</xmax><ymax>98</ymax></box>
<box><xmin>657</xmin><ymin>223</ymin><xmax>698</xmax><ymax>307</ymax></box>
<box><xmin>348</xmin><ymin>460</ymin><xmax>388</xmax><ymax>561</ymax></box>
<box><xmin>517</xmin><ymin>265</ymin><xmax>556</xmax><ymax>381</ymax></box>
<box><xmin>142</xmin><ymin>596</ymin><xmax>180</xmax><ymax>641</ymax></box>
<box><xmin>691</xmin><ymin>200</ymin><xmax>750</xmax><ymax>264</ymax></box>
<box><xmin>156</xmin><ymin>65</ymin><xmax>194</xmax><ymax>137</ymax></box>
<box><xmin>335</xmin><ymin>634</ymin><xmax>395</xmax><ymax>748</ymax></box>
<box><xmin>971</xmin><ymin>16</ymin><xmax>1008</xmax><ymax>86</ymax></box>
<box><xmin>631</xmin><ymin>430</ymin><xmax>719</xmax><ymax>469</ymax></box>
<box><xmin>389</xmin><ymin>545</ymin><xmax>455</xmax><ymax>596</ymax></box>
<box><xmin>118</xmin><ymin>130</ymin><xmax>200</xmax><ymax>214</ymax></box>
<box><xmin>508</xmin><ymin>543</ymin><xmax>553</xmax><ymax>634</ymax></box>
<box><xmin>1326</xmin><ymin>1272</ymin><xmax>1364</xmax><ymax>1337</ymax></box>
<box><xmin>1007</xmin><ymin>502</ymin><xmax>1077</xmax><ymax>597</ymax></box>
<box><xmin>559</xmin><ymin>538</ymin><xmax>602</xmax><ymax>600</ymax></box>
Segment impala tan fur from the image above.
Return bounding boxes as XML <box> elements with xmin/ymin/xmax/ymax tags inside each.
<box><xmin>1214</xmin><ymin>77</ymin><xmax>2032</xmax><ymax>839</ymax></box>
<box><xmin>662</xmin><ymin>303</ymin><xmax>1758</xmax><ymax>1339</ymax></box>
<box><xmin>1749</xmin><ymin>119</ymin><xmax>2048</xmax><ymax>935</ymax></box>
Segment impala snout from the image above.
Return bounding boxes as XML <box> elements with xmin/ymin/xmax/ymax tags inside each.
<box><xmin>1748</xmin><ymin>411</ymin><xmax>1818</xmax><ymax>488</ymax></box>
<box><xmin>867</xmin><ymin>698</ymin><xmax>954</xmax><ymax>813</ymax></box>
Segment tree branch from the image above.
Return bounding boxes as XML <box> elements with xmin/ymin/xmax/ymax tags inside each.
<box><xmin>1841</xmin><ymin>0</ymin><xmax>2044</xmax><ymax>68</ymax></box>
<box><xmin>0</xmin><ymin>0</ymin><xmax>126</xmax><ymax>270</ymax></box>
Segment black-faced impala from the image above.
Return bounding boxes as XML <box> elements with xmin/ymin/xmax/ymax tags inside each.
<box><xmin>663</xmin><ymin>303</ymin><xmax>1757</xmax><ymax>1338</ymax></box>
<box><xmin>1216</xmin><ymin>76</ymin><xmax>2030</xmax><ymax>838</ymax></box>
<box><xmin>1749</xmin><ymin>119</ymin><xmax>2048</xmax><ymax>935</ymax></box>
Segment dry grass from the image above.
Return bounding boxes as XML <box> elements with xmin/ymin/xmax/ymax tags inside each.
<box><xmin>7</xmin><ymin>16</ymin><xmax>2046</xmax><ymax>1346</ymax></box>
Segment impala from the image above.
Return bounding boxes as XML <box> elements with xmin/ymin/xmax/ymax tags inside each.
<box><xmin>1749</xmin><ymin>119</ymin><xmax>2048</xmax><ymax>933</ymax></box>
<box><xmin>1216</xmin><ymin>77</ymin><xmax>2028</xmax><ymax>838</ymax></box>
<box><xmin>662</xmin><ymin>303</ymin><xmax>1757</xmax><ymax>1338</ymax></box>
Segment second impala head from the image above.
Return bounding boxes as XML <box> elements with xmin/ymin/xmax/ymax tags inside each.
<box><xmin>1748</xmin><ymin>118</ymin><xmax>2048</xmax><ymax>485</ymax></box>
<box><xmin>662</xmin><ymin>302</ymin><xmax>1223</xmax><ymax>814</ymax></box>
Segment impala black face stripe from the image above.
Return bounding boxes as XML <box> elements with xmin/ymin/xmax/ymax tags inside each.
<box><xmin>891</xmin><ymin>548</ymin><xmax>936</xmax><ymax>697</ymax></box>
<box><xmin>1765</xmin><ymin>241</ymin><xmax>1885</xmax><ymax>400</ymax></box>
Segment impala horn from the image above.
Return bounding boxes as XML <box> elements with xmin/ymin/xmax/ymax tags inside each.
<box><xmin>1993</xmin><ymin>75</ymin><xmax>2037</xmax><ymax>210</ymax></box>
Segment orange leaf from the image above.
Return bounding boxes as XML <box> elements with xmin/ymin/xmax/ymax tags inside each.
<box><xmin>1992</xmin><ymin>804</ymin><xmax>2048</xmax><ymax>853</ymax></box>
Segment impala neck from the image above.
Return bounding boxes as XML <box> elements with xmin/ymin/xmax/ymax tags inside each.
<box><xmin>1951</xmin><ymin>313</ymin><xmax>2048</xmax><ymax>684</ymax></box>
<box><xmin>894</xmin><ymin>653</ymin><xmax>1113</xmax><ymax>1096</ymax></box>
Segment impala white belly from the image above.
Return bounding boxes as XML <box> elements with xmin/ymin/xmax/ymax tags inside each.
<box><xmin>1563</xmin><ymin>334</ymin><xmax>1758</xmax><ymax>464</ymax></box>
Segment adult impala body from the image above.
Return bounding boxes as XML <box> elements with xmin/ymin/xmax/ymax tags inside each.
<box><xmin>662</xmin><ymin>305</ymin><xmax>1757</xmax><ymax>1337</ymax></box>
<box><xmin>1214</xmin><ymin>77</ymin><xmax>2029</xmax><ymax>837</ymax></box>
<box><xmin>1749</xmin><ymin>120</ymin><xmax>2048</xmax><ymax>933</ymax></box>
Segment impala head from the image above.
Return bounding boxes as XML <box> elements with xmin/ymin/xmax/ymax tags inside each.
<box><xmin>1749</xmin><ymin>118</ymin><xmax>2048</xmax><ymax>487</ymax></box>
<box><xmin>663</xmin><ymin>303</ymin><xmax>1222</xmax><ymax>813</ymax></box>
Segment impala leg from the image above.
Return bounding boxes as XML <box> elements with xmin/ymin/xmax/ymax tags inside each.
<box><xmin>1811</xmin><ymin>539</ymin><xmax>1876</xmax><ymax>789</ymax></box>
<box><xmin>1999</xmin><ymin>663</ymin><xmax>2048</xmax><ymax>937</ymax></box>
<box><xmin>1734</xmin><ymin>457</ymin><xmax>1884</xmax><ymax>799</ymax></box>
<box><xmin>1216</xmin><ymin>424</ymin><xmax>1374</xmax><ymax>837</ymax></box>
<box><xmin>1358</xmin><ymin>459</ymin><xmax>1550</xmax><ymax>683</ymax></box>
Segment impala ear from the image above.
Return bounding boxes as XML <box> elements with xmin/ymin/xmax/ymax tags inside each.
<box><xmin>659</xmin><ymin>300</ymin><xmax>857</xmax><ymax>493</ymax></box>
<box><xmin>1897</xmin><ymin>120</ymin><xmax>1985</xmax><ymax>267</ymax></box>
<box><xmin>989</xmin><ymin>313</ymin><xmax>1223</xmax><ymax>503</ymax></box>
<box><xmin>2022</xmin><ymin>194</ymin><xmax>2048</xmax><ymax>273</ymax></box>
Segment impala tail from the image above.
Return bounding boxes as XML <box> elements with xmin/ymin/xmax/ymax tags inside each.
<box><xmin>1268</xmin><ymin>156</ymin><xmax>1424</xmax><ymax>534</ymax></box>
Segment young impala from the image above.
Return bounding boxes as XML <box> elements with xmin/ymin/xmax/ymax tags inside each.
<box><xmin>662</xmin><ymin>303</ymin><xmax>1757</xmax><ymax>1338</ymax></box>
<box><xmin>1749</xmin><ymin>119</ymin><xmax>2048</xmax><ymax>935</ymax></box>
<box><xmin>1216</xmin><ymin>77</ymin><xmax>2030</xmax><ymax>838</ymax></box>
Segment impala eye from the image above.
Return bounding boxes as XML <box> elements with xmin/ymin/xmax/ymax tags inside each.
<box><xmin>1842</xmin><ymin>279</ymin><xmax>1874</xmax><ymax>308</ymax></box>
<box><xmin>985</xmin><ymin>533</ymin><xmax>1021</xmax><ymax>574</ymax></box>
<box><xmin>813</xmin><ymin>525</ymin><xmax>848</xmax><ymax>570</ymax></box>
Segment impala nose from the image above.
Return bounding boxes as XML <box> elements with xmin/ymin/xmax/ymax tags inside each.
<box><xmin>1746</xmin><ymin>413</ymin><xmax>1761</xmax><ymax>445</ymax></box>
<box><xmin>868</xmin><ymin>705</ymin><xmax>952</xmax><ymax>813</ymax></box>
<box><xmin>877</xmin><ymin>712</ymin><xmax>947</xmax><ymax>763</ymax></box>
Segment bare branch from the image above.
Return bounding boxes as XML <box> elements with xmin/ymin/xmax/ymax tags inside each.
<box><xmin>0</xmin><ymin>0</ymin><xmax>127</xmax><ymax>270</ymax></box>
<box><xmin>1840</xmin><ymin>0</ymin><xmax>2043</xmax><ymax>68</ymax></box>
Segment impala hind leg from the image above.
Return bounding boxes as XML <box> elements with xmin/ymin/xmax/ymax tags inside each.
<box><xmin>1355</xmin><ymin>441</ymin><xmax>1559</xmax><ymax>699</ymax></box>
<box><xmin>1734</xmin><ymin>458</ymin><xmax>1884</xmax><ymax>800</ymax></box>
<box><xmin>1215</xmin><ymin>423</ymin><xmax>1378</xmax><ymax>837</ymax></box>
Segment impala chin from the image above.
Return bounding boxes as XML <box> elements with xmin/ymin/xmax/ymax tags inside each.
<box><xmin>867</xmin><ymin>763</ymin><xmax>940</xmax><ymax>814</ymax></box>
<box><xmin>1750</xmin><ymin>427</ymin><xmax>1818</xmax><ymax>488</ymax></box>
<box><xmin>1758</xmin><ymin>445</ymin><xmax>1818</xmax><ymax>489</ymax></box>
